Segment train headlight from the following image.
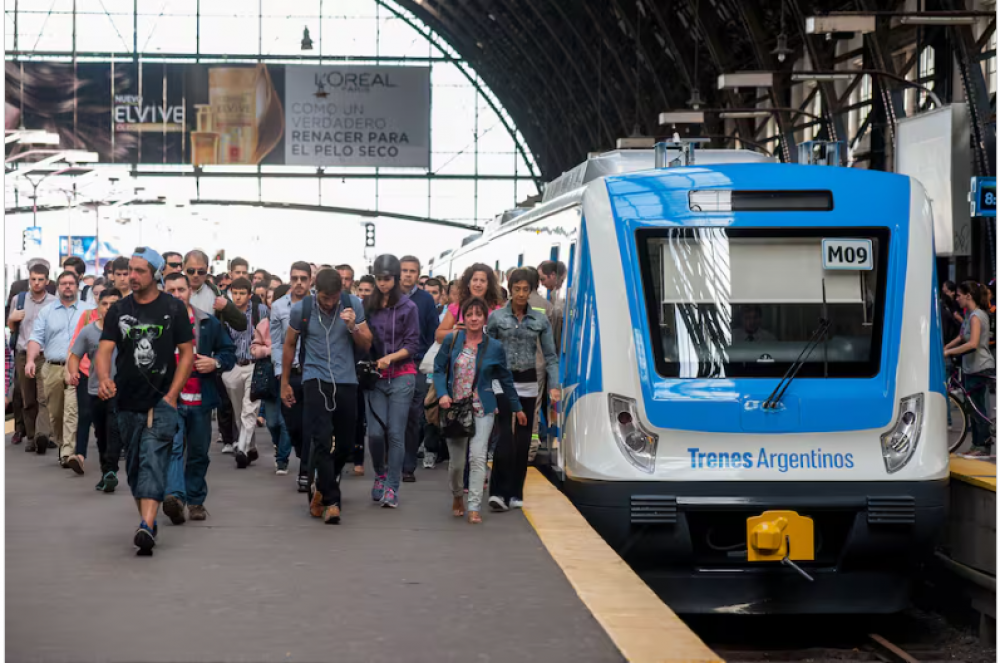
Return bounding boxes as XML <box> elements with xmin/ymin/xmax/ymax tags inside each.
<box><xmin>609</xmin><ymin>394</ymin><xmax>658</xmax><ymax>474</ymax></box>
<box><xmin>880</xmin><ymin>393</ymin><xmax>924</xmax><ymax>474</ymax></box>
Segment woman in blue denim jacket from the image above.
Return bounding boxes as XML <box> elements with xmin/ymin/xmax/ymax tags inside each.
<box><xmin>486</xmin><ymin>269</ymin><xmax>560</xmax><ymax>512</ymax></box>
<box><xmin>434</xmin><ymin>297</ymin><xmax>524</xmax><ymax>524</ymax></box>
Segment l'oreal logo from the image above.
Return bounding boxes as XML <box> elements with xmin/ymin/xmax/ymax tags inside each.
<box><xmin>313</xmin><ymin>71</ymin><xmax>398</xmax><ymax>90</ymax></box>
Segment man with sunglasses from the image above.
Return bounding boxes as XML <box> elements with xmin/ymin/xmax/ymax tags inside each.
<box><xmin>270</xmin><ymin>261</ymin><xmax>314</xmax><ymax>493</ymax></box>
<box><xmin>161</xmin><ymin>252</ymin><xmax>183</xmax><ymax>277</ymax></box>
<box><xmin>96</xmin><ymin>247</ymin><xmax>195</xmax><ymax>555</ymax></box>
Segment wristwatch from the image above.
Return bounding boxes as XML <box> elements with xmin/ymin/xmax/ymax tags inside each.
<box><xmin>215</xmin><ymin>358</ymin><xmax>222</xmax><ymax>370</ymax></box>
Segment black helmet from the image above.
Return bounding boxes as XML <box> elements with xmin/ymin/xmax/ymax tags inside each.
<box><xmin>372</xmin><ymin>254</ymin><xmax>401</xmax><ymax>278</ymax></box>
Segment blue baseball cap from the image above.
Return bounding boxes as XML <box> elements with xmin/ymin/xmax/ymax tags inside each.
<box><xmin>132</xmin><ymin>246</ymin><xmax>165</xmax><ymax>281</ymax></box>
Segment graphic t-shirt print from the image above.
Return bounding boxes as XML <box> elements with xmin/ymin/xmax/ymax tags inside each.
<box><xmin>117</xmin><ymin>311</ymin><xmax>173</xmax><ymax>376</ymax></box>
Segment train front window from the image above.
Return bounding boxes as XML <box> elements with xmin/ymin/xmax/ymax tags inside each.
<box><xmin>636</xmin><ymin>227</ymin><xmax>889</xmax><ymax>379</ymax></box>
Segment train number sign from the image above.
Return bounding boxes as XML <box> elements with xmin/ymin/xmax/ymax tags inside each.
<box><xmin>822</xmin><ymin>238</ymin><xmax>873</xmax><ymax>271</ymax></box>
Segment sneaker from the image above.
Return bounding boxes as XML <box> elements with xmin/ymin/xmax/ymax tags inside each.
<box><xmin>422</xmin><ymin>453</ymin><xmax>436</xmax><ymax>469</ymax></box>
<box><xmin>509</xmin><ymin>498</ymin><xmax>524</xmax><ymax>509</ymax></box>
<box><xmin>248</xmin><ymin>446</ymin><xmax>259</xmax><ymax>463</ymax></box>
<box><xmin>323</xmin><ymin>505</ymin><xmax>341</xmax><ymax>524</ymax></box>
<box><xmin>276</xmin><ymin>462</ymin><xmax>289</xmax><ymax>476</ymax></box>
<box><xmin>188</xmin><ymin>505</ymin><xmax>208</xmax><ymax>521</ymax></box>
<box><xmin>402</xmin><ymin>471</ymin><xmax>416</xmax><ymax>483</ymax></box>
<box><xmin>297</xmin><ymin>476</ymin><xmax>310</xmax><ymax>493</ymax></box>
<box><xmin>24</xmin><ymin>441</ymin><xmax>36</xmax><ymax>453</ymax></box>
<box><xmin>133</xmin><ymin>521</ymin><xmax>156</xmax><ymax>555</ymax></box>
<box><xmin>371</xmin><ymin>476</ymin><xmax>386</xmax><ymax>502</ymax></box>
<box><xmin>11</xmin><ymin>432</ymin><xmax>22</xmax><ymax>445</ymax></box>
<box><xmin>35</xmin><ymin>434</ymin><xmax>48</xmax><ymax>455</ymax></box>
<box><xmin>958</xmin><ymin>448</ymin><xmax>995</xmax><ymax>459</ymax></box>
<box><xmin>221</xmin><ymin>444</ymin><xmax>234</xmax><ymax>455</ymax></box>
<box><xmin>488</xmin><ymin>496</ymin><xmax>509</xmax><ymax>512</ymax></box>
<box><xmin>309</xmin><ymin>490</ymin><xmax>324</xmax><ymax>518</ymax></box>
<box><xmin>235</xmin><ymin>450</ymin><xmax>249</xmax><ymax>469</ymax></box>
<box><xmin>67</xmin><ymin>454</ymin><xmax>85</xmax><ymax>475</ymax></box>
<box><xmin>102</xmin><ymin>471</ymin><xmax>118</xmax><ymax>493</ymax></box>
<box><xmin>381</xmin><ymin>487</ymin><xmax>398</xmax><ymax>508</ymax></box>
<box><xmin>163</xmin><ymin>495</ymin><xmax>187</xmax><ymax>525</ymax></box>
<box><xmin>94</xmin><ymin>475</ymin><xmax>107</xmax><ymax>491</ymax></box>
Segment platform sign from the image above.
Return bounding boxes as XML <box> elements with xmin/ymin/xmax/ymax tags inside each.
<box><xmin>821</xmin><ymin>238</ymin><xmax>873</xmax><ymax>271</ymax></box>
<box><xmin>971</xmin><ymin>177</ymin><xmax>996</xmax><ymax>218</ymax></box>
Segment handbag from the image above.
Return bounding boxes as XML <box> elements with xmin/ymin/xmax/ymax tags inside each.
<box><xmin>356</xmin><ymin>359</ymin><xmax>381</xmax><ymax>390</ymax></box>
<box><xmin>425</xmin><ymin>333</ymin><xmax>459</xmax><ymax>426</ymax></box>
<box><xmin>249</xmin><ymin>360</ymin><xmax>277</xmax><ymax>401</ymax></box>
<box><xmin>439</xmin><ymin>337</ymin><xmax>488</xmax><ymax>439</ymax></box>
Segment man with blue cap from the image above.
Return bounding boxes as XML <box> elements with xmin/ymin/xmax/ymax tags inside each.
<box><xmin>95</xmin><ymin>247</ymin><xmax>195</xmax><ymax>555</ymax></box>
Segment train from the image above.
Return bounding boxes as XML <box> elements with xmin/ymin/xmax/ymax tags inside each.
<box><xmin>429</xmin><ymin>145</ymin><xmax>949</xmax><ymax>614</ymax></box>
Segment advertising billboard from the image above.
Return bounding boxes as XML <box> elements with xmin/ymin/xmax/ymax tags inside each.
<box><xmin>6</xmin><ymin>62</ymin><xmax>430</xmax><ymax>169</ymax></box>
<box><xmin>59</xmin><ymin>236</ymin><xmax>120</xmax><ymax>273</ymax></box>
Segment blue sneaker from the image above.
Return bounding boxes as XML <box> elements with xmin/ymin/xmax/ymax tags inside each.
<box><xmin>102</xmin><ymin>471</ymin><xmax>118</xmax><ymax>493</ymax></box>
<box><xmin>371</xmin><ymin>476</ymin><xmax>386</xmax><ymax>502</ymax></box>
<box><xmin>134</xmin><ymin>521</ymin><xmax>156</xmax><ymax>554</ymax></box>
<box><xmin>381</xmin><ymin>487</ymin><xmax>398</xmax><ymax>508</ymax></box>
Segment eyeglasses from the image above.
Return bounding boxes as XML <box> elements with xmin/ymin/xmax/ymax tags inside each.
<box><xmin>167</xmin><ymin>262</ymin><xmax>182</xmax><ymax>269</ymax></box>
<box><xmin>186</xmin><ymin>268</ymin><xmax>208</xmax><ymax>276</ymax></box>
<box><xmin>290</xmin><ymin>275</ymin><xmax>309</xmax><ymax>283</ymax></box>
<box><xmin>125</xmin><ymin>324</ymin><xmax>163</xmax><ymax>341</ymax></box>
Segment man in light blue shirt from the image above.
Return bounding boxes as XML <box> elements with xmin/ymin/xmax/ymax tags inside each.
<box><xmin>25</xmin><ymin>271</ymin><xmax>90</xmax><ymax>464</ymax></box>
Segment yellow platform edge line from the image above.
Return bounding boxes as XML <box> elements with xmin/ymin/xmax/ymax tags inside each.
<box><xmin>522</xmin><ymin>469</ymin><xmax>723</xmax><ymax>663</ymax></box>
<box><xmin>4</xmin><ymin>418</ymin><xmax>13</xmax><ymax>435</ymax></box>
<box><xmin>949</xmin><ymin>456</ymin><xmax>997</xmax><ymax>492</ymax></box>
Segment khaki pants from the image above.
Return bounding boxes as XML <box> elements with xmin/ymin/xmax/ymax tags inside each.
<box><xmin>41</xmin><ymin>362</ymin><xmax>72</xmax><ymax>459</ymax></box>
<box><xmin>62</xmin><ymin>381</ymin><xmax>78</xmax><ymax>457</ymax></box>
<box><xmin>16</xmin><ymin>352</ymin><xmax>49</xmax><ymax>441</ymax></box>
<box><xmin>222</xmin><ymin>363</ymin><xmax>258</xmax><ymax>454</ymax></box>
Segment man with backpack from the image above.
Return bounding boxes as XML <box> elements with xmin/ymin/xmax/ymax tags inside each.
<box><xmin>221</xmin><ymin>277</ymin><xmax>270</xmax><ymax>469</ymax></box>
<box><xmin>7</xmin><ymin>262</ymin><xmax>56</xmax><ymax>452</ymax></box>
<box><xmin>280</xmin><ymin>269</ymin><xmax>372</xmax><ymax>524</ymax></box>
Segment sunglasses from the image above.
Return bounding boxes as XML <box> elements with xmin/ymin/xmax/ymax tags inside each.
<box><xmin>167</xmin><ymin>262</ymin><xmax>183</xmax><ymax>269</ymax></box>
<box><xmin>290</xmin><ymin>275</ymin><xmax>310</xmax><ymax>283</ymax></box>
<box><xmin>126</xmin><ymin>324</ymin><xmax>163</xmax><ymax>340</ymax></box>
<box><xmin>186</xmin><ymin>268</ymin><xmax>208</xmax><ymax>276</ymax></box>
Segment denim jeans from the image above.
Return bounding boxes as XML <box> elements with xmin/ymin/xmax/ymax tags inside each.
<box><xmin>366</xmin><ymin>374</ymin><xmax>415</xmax><ymax>492</ymax></box>
<box><xmin>91</xmin><ymin>395</ymin><xmax>122</xmax><ymax>475</ymax></box>
<box><xmin>74</xmin><ymin>381</ymin><xmax>94</xmax><ymax>457</ymax></box>
<box><xmin>965</xmin><ymin>372</ymin><xmax>994</xmax><ymax>451</ymax></box>
<box><xmin>403</xmin><ymin>377</ymin><xmax>430</xmax><ymax>474</ymax></box>
<box><xmin>263</xmin><ymin>398</ymin><xmax>291</xmax><ymax>464</ymax></box>
<box><xmin>280</xmin><ymin>371</ymin><xmax>306</xmax><ymax>479</ymax></box>
<box><xmin>447</xmin><ymin>413</ymin><xmax>494</xmax><ymax>512</ymax></box>
<box><xmin>166</xmin><ymin>404</ymin><xmax>213</xmax><ymax>506</ymax></box>
<box><xmin>117</xmin><ymin>399</ymin><xmax>179</xmax><ymax>501</ymax></box>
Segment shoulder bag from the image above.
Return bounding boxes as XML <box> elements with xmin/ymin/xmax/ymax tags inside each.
<box><xmin>440</xmin><ymin>336</ymin><xmax>488</xmax><ymax>439</ymax></box>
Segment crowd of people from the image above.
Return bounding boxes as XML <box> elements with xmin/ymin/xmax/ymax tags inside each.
<box><xmin>5</xmin><ymin>249</ymin><xmax>568</xmax><ymax>555</ymax></box>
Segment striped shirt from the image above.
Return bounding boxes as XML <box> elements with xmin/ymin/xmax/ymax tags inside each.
<box><xmin>227</xmin><ymin>303</ymin><xmax>269</xmax><ymax>363</ymax></box>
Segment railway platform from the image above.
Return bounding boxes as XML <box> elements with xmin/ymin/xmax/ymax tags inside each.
<box><xmin>4</xmin><ymin>421</ymin><xmax>719</xmax><ymax>663</ymax></box>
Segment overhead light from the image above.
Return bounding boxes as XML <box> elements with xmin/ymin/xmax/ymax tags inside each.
<box><xmin>771</xmin><ymin>33</ymin><xmax>793</xmax><ymax>63</ymax></box>
<box><xmin>686</xmin><ymin>88</ymin><xmax>705</xmax><ymax>110</ymax></box>
<box><xmin>717</xmin><ymin>72</ymin><xmax>774</xmax><ymax>89</ymax></box>
<box><xmin>301</xmin><ymin>26</ymin><xmax>314</xmax><ymax>50</ymax></box>
<box><xmin>659</xmin><ymin>111</ymin><xmax>705</xmax><ymax>125</ymax></box>
<box><xmin>805</xmin><ymin>15</ymin><xmax>876</xmax><ymax>35</ymax></box>
<box><xmin>897</xmin><ymin>15</ymin><xmax>978</xmax><ymax>26</ymax></box>
<box><xmin>719</xmin><ymin>110</ymin><xmax>772</xmax><ymax>119</ymax></box>
<box><xmin>791</xmin><ymin>72</ymin><xmax>856</xmax><ymax>82</ymax></box>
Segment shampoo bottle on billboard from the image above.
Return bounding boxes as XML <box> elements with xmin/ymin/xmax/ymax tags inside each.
<box><xmin>207</xmin><ymin>64</ymin><xmax>283</xmax><ymax>165</ymax></box>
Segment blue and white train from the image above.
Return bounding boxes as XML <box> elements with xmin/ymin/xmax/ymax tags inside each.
<box><xmin>430</xmin><ymin>147</ymin><xmax>948</xmax><ymax>614</ymax></box>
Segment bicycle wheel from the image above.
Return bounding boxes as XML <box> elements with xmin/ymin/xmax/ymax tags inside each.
<box><xmin>947</xmin><ymin>392</ymin><xmax>969</xmax><ymax>453</ymax></box>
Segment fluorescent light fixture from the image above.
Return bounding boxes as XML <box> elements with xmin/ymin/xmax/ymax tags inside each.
<box><xmin>791</xmin><ymin>72</ymin><xmax>857</xmax><ymax>82</ymax></box>
<box><xmin>658</xmin><ymin>111</ymin><xmax>705</xmax><ymax>124</ymax></box>
<box><xmin>62</xmin><ymin>151</ymin><xmax>99</xmax><ymax>163</ymax></box>
<box><xmin>719</xmin><ymin>110</ymin><xmax>772</xmax><ymax>119</ymax></box>
<box><xmin>805</xmin><ymin>15</ymin><xmax>876</xmax><ymax>34</ymax></box>
<box><xmin>717</xmin><ymin>72</ymin><xmax>774</xmax><ymax>89</ymax></box>
<box><xmin>897</xmin><ymin>15</ymin><xmax>977</xmax><ymax>25</ymax></box>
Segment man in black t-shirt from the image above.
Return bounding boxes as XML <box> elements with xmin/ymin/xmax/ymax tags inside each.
<box><xmin>96</xmin><ymin>247</ymin><xmax>195</xmax><ymax>556</ymax></box>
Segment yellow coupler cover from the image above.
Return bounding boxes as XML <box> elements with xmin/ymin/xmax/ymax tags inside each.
<box><xmin>746</xmin><ymin>510</ymin><xmax>815</xmax><ymax>562</ymax></box>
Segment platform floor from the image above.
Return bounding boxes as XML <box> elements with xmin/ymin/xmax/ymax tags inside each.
<box><xmin>5</xmin><ymin>429</ymin><xmax>624</xmax><ymax>663</ymax></box>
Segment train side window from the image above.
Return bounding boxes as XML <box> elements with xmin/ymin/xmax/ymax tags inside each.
<box><xmin>550</xmin><ymin>245</ymin><xmax>560</xmax><ymax>261</ymax></box>
<box><xmin>567</xmin><ymin>243</ymin><xmax>576</xmax><ymax>289</ymax></box>
<box><xmin>517</xmin><ymin>253</ymin><xmax>524</xmax><ymax>267</ymax></box>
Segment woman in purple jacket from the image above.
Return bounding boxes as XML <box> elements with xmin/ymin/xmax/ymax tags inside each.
<box><xmin>363</xmin><ymin>254</ymin><xmax>420</xmax><ymax>509</ymax></box>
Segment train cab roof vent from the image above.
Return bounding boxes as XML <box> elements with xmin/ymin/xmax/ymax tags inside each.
<box><xmin>866</xmin><ymin>496</ymin><xmax>916</xmax><ymax>525</ymax></box>
<box><xmin>631</xmin><ymin>495</ymin><xmax>678</xmax><ymax>525</ymax></box>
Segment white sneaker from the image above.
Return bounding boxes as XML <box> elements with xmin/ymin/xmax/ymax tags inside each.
<box><xmin>488</xmin><ymin>496</ymin><xmax>509</xmax><ymax>512</ymax></box>
<box><xmin>422</xmin><ymin>453</ymin><xmax>435</xmax><ymax>469</ymax></box>
<box><xmin>221</xmin><ymin>444</ymin><xmax>234</xmax><ymax>454</ymax></box>
<box><xmin>509</xmin><ymin>498</ymin><xmax>524</xmax><ymax>509</ymax></box>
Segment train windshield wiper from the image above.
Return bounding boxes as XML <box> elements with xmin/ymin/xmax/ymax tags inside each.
<box><xmin>762</xmin><ymin>319</ymin><xmax>831</xmax><ymax>410</ymax></box>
